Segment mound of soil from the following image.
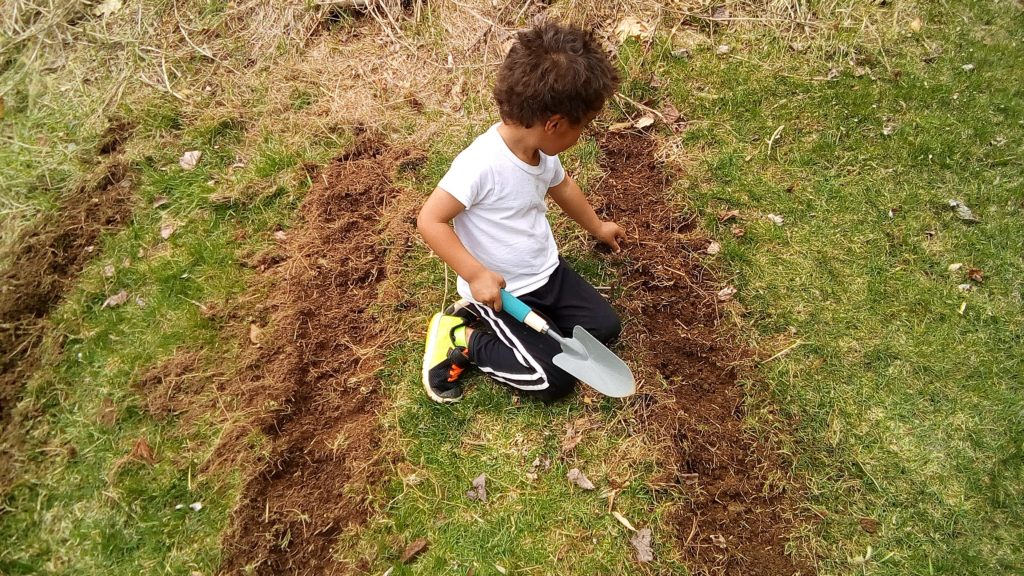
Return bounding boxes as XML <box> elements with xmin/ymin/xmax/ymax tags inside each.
<box><xmin>596</xmin><ymin>132</ymin><xmax>811</xmax><ymax>576</ymax></box>
<box><xmin>0</xmin><ymin>157</ymin><xmax>135</xmax><ymax>490</ymax></box>
<box><xmin>217</xmin><ymin>140</ymin><xmax>416</xmax><ymax>575</ymax></box>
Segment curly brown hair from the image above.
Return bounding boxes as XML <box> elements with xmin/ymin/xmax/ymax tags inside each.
<box><xmin>493</xmin><ymin>22</ymin><xmax>620</xmax><ymax>128</ymax></box>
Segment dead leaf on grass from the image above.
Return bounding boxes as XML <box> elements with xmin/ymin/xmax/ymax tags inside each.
<box><xmin>718</xmin><ymin>209</ymin><xmax>739</xmax><ymax>222</ymax></box>
<box><xmin>827</xmin><ymin>68</ymin><xmax>841</xmax><ymax>80</ymax></box>
<box><xmin>961</xmin><ymin>63</ymin><xmax>975</xmax><ymax>72</ymax></box>
<box><xmin>160</xmin><ymin>223</ymin><xmax>176</xmax><ymax>240</ymax></box>
<box><xmin>129</xmin><ymin>438</ymin><xmax>156</xmax><ymax>464</ymax></box>
<box><xmin>633</xmin><ymin>114</ymin><xmax>655</xmax><ymax>130</ymax></box>
<box><xmin>716</xmin><ymin>285</ymin><xmax>737</xmax><ymax>302</ymax></box>
<box><xmin>179</xmin><ymin>150</ymin><xmax>202</xmax><ymax>170</ymax></box>
<box><xmin>968</xmin><ymin>267</ymin><xmax>984</xmax><ymax>283</ymax></box>
<box><xmin>710</xmin><ymin>534</ymin><xmax>727</xmax><ymax>548</ymax></box>
<box><xmin>661</xmin><ymin>103</ymin><xmax>680</xmax><ymax>125</ymax></box>
<box><xmin>449</xmin><ymin>75</ymin><xmax>465</xmax><ymax>111</ymax></box>
<box><xmin>948</xmin><ymin>199</ymin><xmax>981</xmax><ymax>223</ymax></box>
<box><xmin>561</xmin><ymin>417</ymin><xmax>593</xmax><ymax>453</ymax></box>
<box><xmin>273</xmin><ymin>230</ymin><xmax>287</xmax><ymax>242</ymax></box>
<box><xmin>102</xmin><ymin>264</ymin><xmax>116</xmax><ymax>278</ymax></box>
<box><xmin>400</xmin><ymin>538</ymin><xmax>429</xmax><ymax>564</ymax></box>
<box><xmin>731</xmin><ymin>225</ymin><xmax>745</xmax><ymax>238</ymax></box>
<box><xmin>612</xmin><ymin>511</ymin><xmax>637</xmax><ymax>532</ymax></box>
<box><xmin>706</xmin><ymin>241</ymin><xmax>721</xmax><ymax>255</ymax></box>
<box><xmin>766</xmin><ymin>214</ymin><xmax>784</xmax><ymax>226</ymax></box>
<box><xmin>567</xmin><ymin>468</ymin><xmax>595</xmax><ymax>490</ymax></box>
<box><xmin>102</xmin><ymin>290</ymin><xmax>129</xmax><ymax>309</ymax></box>
<box><xmin>93</xmin><ymin>0</ymin><xmax>122</xmax><ymax>17</ymax></box>
<box><xmin>882</xmin><ymin>122</ymin><xmax>898</xmax><ymax>136</ymax></box>
<box><xmin>609</xmin><ymin>121</ymin><xmax>633</xmax><ymax>132</ymax></box>
<box><xmin>948</xmin><ymin>262</ymin><xmax>963</xmax><ymax>272</ymax></box>
<box><xmin>561</xmin><ymin>426</ymin><xmax>583</xmax><ymax>453</ymax></box>
<box><xmin>98</xmin><ymin>398</ymin><xmax>118</xmax><ymax>427</ymax></box>
<box><xmin>615</xmin><ymin>17</ymin><xmax>653</xmax><ymax>43</ymax></box>
<box><xmin>958</xmin><ymin>283</ymin><xmax>973</xmax><ymax>292</ymax></box>
<box><xmin>152</xmin><ymin>196</ymin><xmax>169</xmax><ymax>208</ymax></box>
<box><xmin>716</xmin><ymin>44</ymin><xmax>731</xmax><ymax>55</ymax></box>
<box><xmin>859</xmin><ymin>517</ymin><xmax>880</xmax><ymax>533</ymax></box>
<box><xmin>466</xmin><ymin>473</ymin><xmax>487</xmax><ymax>502</ymax></box>
<box><xmin>530</xmin><ymin>454</ymin><xmax>551</xmax><ymax>476</ymax></box>
<box><xmin>630</xmin><ymin>528</ymin><xmax>654</xmax><ymax>562</ymax></box>
<box><xmin>910</xmin><ymin>17</ymin><xmax>923</xmax><ymax>33</ymax></box>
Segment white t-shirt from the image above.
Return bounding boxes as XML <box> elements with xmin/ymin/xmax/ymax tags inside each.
<box><xmin>438</xmin><ymin>124</ymin><xmax>565</xmax><ymax>299</ymax></box>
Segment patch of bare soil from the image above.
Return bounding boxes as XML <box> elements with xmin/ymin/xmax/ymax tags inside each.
<box><xmin>216</xmin><ymin>139</ymin><xmax>415</xmax><ymax>575</ymax></box>
<box><xmin>0</xmin><ymin>151</ymin><xmax>135</xmax><ymax>489</ymax></box>
<box><xmin>133</xmin><ymin>351</ymin><xmax>217</xmax><ymax>424</ymax></box>
<box><xmin>595</xmin><ymin>132</ymin><xmax>811</xmax><ymax>576</ymax></box>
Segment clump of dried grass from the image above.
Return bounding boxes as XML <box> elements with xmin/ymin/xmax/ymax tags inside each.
<box><xmin>0</xmin><ymin>0</ymin><xmax>89</xmax><ymax>55</ymax></box>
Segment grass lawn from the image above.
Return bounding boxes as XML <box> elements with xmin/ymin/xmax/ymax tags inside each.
<box><xmin>1</xmin><ymin>1</ymin><xmax>1022</xmax><ymax>575</ymax></box>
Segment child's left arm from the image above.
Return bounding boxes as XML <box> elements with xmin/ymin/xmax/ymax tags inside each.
<box><xmin>548</xmin><ymin>174</ymin><xmax>626</xmax><ymax>253</ymax></box>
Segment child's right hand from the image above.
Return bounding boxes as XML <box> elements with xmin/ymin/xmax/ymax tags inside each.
<box><xmin>469</xmin><ymin>269</ymin><xmax>507</xmax><ymax>311</ymax></box>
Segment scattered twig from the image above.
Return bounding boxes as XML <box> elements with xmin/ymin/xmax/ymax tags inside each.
<box><xmin>761</xmin><ymin>340</ymin><xmax>806</xmax><ymax>363</ymax></box>
<box><xmin>614</xmin><ymin>92</ymin><xmax>664</xmax><ymax>121</ymax></box>
<box><xmin>766</xmin><ymin>125</ymin><xmax>784</xmax><ymax>156</ymax></box>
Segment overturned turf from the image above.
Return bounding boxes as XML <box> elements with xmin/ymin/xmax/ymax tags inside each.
<box><xmin>595</xmin><ymin>132</ymin><xmax>811</xmax><ymax>576</ymax></box>
<box><xmin>217</xmin><ymin>140</ymin><xmax>416</xmax><ymax>575</ymax></box>
<box><xmin>0</xmin><ymin>159</ymin><xmax>135</xmax><ymax>489</ymax></box>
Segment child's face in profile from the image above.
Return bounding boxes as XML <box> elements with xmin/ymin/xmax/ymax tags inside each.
<box><xmin>539</xmin><ymin>110</ymin><xmax>600</xmax><ymax>156</ymax></box>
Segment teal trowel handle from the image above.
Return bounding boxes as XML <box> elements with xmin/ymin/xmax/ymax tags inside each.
<box><xmin>500</xmin><ymin>290</ymin><xmax>552</xmax><ymax>335</ymax></box>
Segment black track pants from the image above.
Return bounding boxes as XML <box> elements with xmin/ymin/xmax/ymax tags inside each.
<box><xmin>466</xmin><ymin>258</ymin><xmax>621</xmax><ymax>402</ymax></box>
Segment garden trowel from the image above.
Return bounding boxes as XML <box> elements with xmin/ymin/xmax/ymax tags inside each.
<box><xmin>499</xmin><ymin>289</ymin><xmax>635</xmax><ymax>398</ymax></box>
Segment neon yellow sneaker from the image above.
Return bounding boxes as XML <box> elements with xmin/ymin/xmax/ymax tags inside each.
<box><xmin>421</xmin><ymin>313</ymin><xmax>471</xmax><ymax>403</ymax></box>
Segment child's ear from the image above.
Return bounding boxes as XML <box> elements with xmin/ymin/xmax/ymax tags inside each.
<box><xmin>544</xmin><ymin>115</ymin><xmax>565</xmax><ymax>133</ymax></box>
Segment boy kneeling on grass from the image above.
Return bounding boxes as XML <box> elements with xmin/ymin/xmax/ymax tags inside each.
<box><xmin>418</xmin><ymin>22</ymin><xmax>625</xmax><ymax>403</ymax></box>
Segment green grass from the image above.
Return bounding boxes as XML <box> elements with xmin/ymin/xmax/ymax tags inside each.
<box><xmin>2</xmin><ymin>1</ymin><xmax>1022</xmax><ymax>575</ymax></box>
<box><xmin>643</xmin><ymin>2</ymin><xmax>1023</xmax><ymax>574</ymax></box>
<box><xmin>348</xmin><ymin>250</ymin><xmax>683</xmax><ymax>575</ymax></box>
<box><xmin>359</xmin><ymin>2</ymin><xmax>1023</xmax><ymax>574</ymax></box>
<box><xmin>0</xmin><ymin>97</ymin><xmax>339</xmax><ymax>574</ymax></box>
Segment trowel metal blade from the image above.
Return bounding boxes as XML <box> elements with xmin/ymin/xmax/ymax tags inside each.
<box><xmin>553</xmin><ymin>326</ymin><xmax>635</xmax><ymax>398</ymax></box>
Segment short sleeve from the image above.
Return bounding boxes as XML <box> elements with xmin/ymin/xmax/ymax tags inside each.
<box><xmin>548</xmin><ymin>155</ymin><xmax>566</xmax><ymax>188</ymax></box>
<box><xmin>438</xmin><ymin>152</ymin><xmax>487</xmax><ymax>210</ymax></box>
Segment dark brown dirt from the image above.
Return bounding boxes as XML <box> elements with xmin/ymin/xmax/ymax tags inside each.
<box><xmin>216</xmin><ymin>140</ymin><xmax>416</xmax><ymax>576</ymax></box>
<box><xmin>595</xmin><ymin>132</ymin><xmax>811</xmax><ymax>576</ymax></box>
<box><xmin>0</xmin><ymin>159</ymin><xmax>135</xmax><ymax>490</ymax></box>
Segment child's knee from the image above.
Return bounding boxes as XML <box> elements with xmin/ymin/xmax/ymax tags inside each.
<box><xmin>590</xmin><ymin>310</ymin><xmax>622</xmax><ymax>344</ymax></box>
<box><xmin>533</xmin><ymin>370</ymin><xmax>576</xmax><ymax>402</ymax></box>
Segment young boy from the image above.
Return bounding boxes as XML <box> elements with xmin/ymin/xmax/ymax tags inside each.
<box><xmin>418</xmin><ymin>22</ymin><xmax>625</xmax><ymax>403</ymax></box>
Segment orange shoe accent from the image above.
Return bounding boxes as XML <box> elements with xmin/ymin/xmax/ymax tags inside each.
<box><xmin>448</xmin><ymin>364</ymin><xmax>465</xmax><ymax>382</ymax></box>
